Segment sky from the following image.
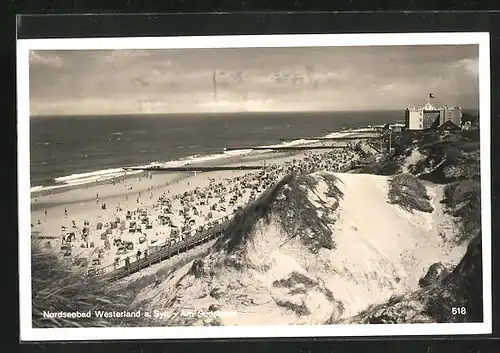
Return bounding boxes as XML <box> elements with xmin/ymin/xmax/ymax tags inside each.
<box><xmin>29</xmin><ymin>45</ymin><xmax>479</xmax><ymax>116</ymax></box>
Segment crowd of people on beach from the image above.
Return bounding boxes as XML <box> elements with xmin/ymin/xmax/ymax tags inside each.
<box><xmin>34</xmin><ymin>147</ymin><xmax>363</xmax><ymax>276</ymax></box>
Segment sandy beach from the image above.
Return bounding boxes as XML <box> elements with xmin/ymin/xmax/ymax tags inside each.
<box><xmin>31</xmin><ymin>142</ymin><xmax>363</xmax><ymax>275</ymax></box>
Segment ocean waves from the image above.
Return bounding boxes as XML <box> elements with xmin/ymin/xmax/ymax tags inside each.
<box><xmin>30</xmin><ymin>112</ymin><xmax>387</xmax><ymax>195</ymax></box>
<box><xmin>30</xmin><ymin>136</ymin><xmax>329</xmax><ymax>194</ymax></box>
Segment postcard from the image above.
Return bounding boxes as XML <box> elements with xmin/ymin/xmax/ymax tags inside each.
<box><xmin>17</xmin><ymin>32</ymin><xmax>491</xmax><ymax>340</ymax></box>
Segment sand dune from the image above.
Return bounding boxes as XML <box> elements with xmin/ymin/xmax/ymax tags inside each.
<box><xmin>132</xmin><ymin>171</ymin><xmax>467</xmax><ymax>326</ymax></box>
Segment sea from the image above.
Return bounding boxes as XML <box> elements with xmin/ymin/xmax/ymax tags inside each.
<box><xmin>29</xmin><ymin>111</ymin><xmax>403</xmax><ymax>192</ymax></box>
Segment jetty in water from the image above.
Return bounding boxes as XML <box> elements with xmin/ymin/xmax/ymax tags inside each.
<box><xmin>279</xmin><ymin>133</ymin><xmax>381</xmax><ymax>142</ymax></box>
<box><xmin>124</xmin><ymin>165</ymin><xmax>265</xmax><ymax>172</ymax></box>
<box><xmin>224</xmin><ymin>145</ymin><xmax>350</xmax><ymax>151</ymax></box>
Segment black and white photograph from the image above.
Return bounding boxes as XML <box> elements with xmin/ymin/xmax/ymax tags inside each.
<box><xmin>17</xmin><ymin>33</ymin><xmax>491</xmax><ymax>340</ymax></box>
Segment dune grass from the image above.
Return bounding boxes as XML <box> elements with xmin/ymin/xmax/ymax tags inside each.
<box><xmin>387</xmin><ymin>173</ymin><xmax>434</xmax><ymax>213</ymax></box>
<box><xmin>32</xmin><ymin>240</ymin><xmax>200</xmax><ymax>327</ymax></box>
<box><xmin>31</xmin><ymin>241</ymin><xmax>132</xmax><ymax>328</ymax></box>
<box><xmin>215</xmin><ymin>171</ymin><xmax>342</xmax><ymax>259</ymax></box>
<box><xmin>275</xmin><ymin>174</ymin><xmax>338</xmax><ymax>253</ymax></box>
<box><xmin>335</xmin><ymin>234</ymin><xmax>482</xmax><ymax>324</ymax></box>
<box><xmin>416</xmin><ymin>133</ymin><xmax>480</xmax><ymax>183</ymax></box>
<box><xmin>214</xmin><ymin>174</ymin><xmax>294</xmax><ymax>255</ymax></box>
<box><xmin>272</xmin><ymin>297</ymin><xmax>310</xmax><ymax>316</ymax></box>
<box><xmin>441</xmin><ymin>179</ymin><xmax>481</xmax><ymax>244</ymax></box>
<box><xmin>423</xmin><ymin>234</ymin><xmax>483</xmax><ymax>323</ymax></box>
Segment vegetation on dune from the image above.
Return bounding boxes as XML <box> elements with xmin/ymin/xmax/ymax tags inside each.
<box><xmin>214</xmin><ymin>174</ymin><xmax>294</xmax><ymax>255</ymax></box>
<box><xmin>273</xmin><ymin>271</ymin><xmax>317</xmax><ymax>289</ymax></box>
<box><xmin>321</xmin><ymin>172</ymin><xmax>345</xmax><ymax>199</ymax></box>
<box><xmin>31</xmin><ymin>242</ymin><xmax>131</xmax><ymax>328</ymax></box>
<box><xmin>418</xmin><ymin>263</ymin><xmax>451</xmax><ymax>288</ymax></box>
<box><xmin>215</xmin><ymin>172</ymin><xmax>344</xmax><ymax>260</ymax></box>
<box><xmin>32</xmin><ymin>240</ymin><xmax>202</xmax><ymax>328</ymax></box>
<box><xmin>272</xmin><ymin>271</ymin><xmax>344</xmax><ymax>318</ymax></box>
<box><xmin>272</xmin><ymin>297</ymin><xmax>311</xmax><ymax>316</ymax></box>
<box><xmin>354</xmin><ymin>130</ymin><xmax>416</xmax><ymax>175</ymax></box>
<box><xmin>441</xmin><ymin>179</ymin><xmax>481</xmax><ymax>244</ymax></box>
<box><xmin>355</xmin><ymin>151</ymin><xmax>402</xmax><ymax>175</ymax></box>
<box><xmin>387</xmin><ymin>173</ymin><xmax>434</xmax><ymax>213</ymax></box>
<box><xmin>413</xmin><ymin>132</ymin><xmax>480</xmax><ymax>183</ymax></box>
<box><xmin>274</xmin><ymin>173</ymin><xmax>343</xmax><ymax>253</ymax></box>
<box><xmin>330</xmin><ymin>125</ymin><xmax>483</xmax><ymax>324</ymax></box>
<box><xmin>356</xmin><ymin>124</ymin><xmax>480</xmax><ymax>183</ymax></box>
<box><xmin>335</xmin><ymin>234</ymin><xmax>482</xmax><ymax>324</ymax></box>
<box><xmin>428</xmin><ymin>233</ymin><xmax>483</xmax><ymax>323</ymax></box>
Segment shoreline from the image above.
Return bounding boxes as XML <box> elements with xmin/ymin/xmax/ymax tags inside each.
<box><xmin>31</xmin><ymin>149</ymin><xmax>297</xmax><ymax>206</ymax></box>
<box><xmin>29</xmin><ymin>128</ymin><xmax>380</xmax><ymax>199</ymax></box>
<box><xmin>28</xmin><ymin>123</ymin><xmax>386</xmax><ymax>279</ymax></box>
<box><xmin>30</xmin><ymin>144</ymin><xmax>365</xmax><ymax>275</ymax></box>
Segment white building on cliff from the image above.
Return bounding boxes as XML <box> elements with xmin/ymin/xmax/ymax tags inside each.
<box><xmin>404</xmin><ymin>95</ymin><xmax>462</xmax><ymax>131</ymax></box>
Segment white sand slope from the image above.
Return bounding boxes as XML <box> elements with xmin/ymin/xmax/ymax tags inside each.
<box><xmin>133</xmin><ymin>172</ymin><xmax>467</xmax><ymax>326</ymax></box>
<box><xmin>317</xmin><ymin>173</ymin><xmax>465</xmax><ymax>317</ymax></box>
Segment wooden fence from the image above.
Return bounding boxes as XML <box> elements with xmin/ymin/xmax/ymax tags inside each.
<box><xmin>101</xmin><ymin>219</ymin><xmax>230</xmax><ymax>281</ymax></box>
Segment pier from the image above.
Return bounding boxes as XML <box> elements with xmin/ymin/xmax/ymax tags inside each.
<box><xmin>224</xmin><ymin>145</ymin><xmax>350</xmax><ymax>151</ymax></box>
<box><xmin>279</xmin><ymin>134</ymin><xmax>381</xmax><ymax>142</ymax></box>
<box><xmin>124</xmin><ymin>165</ymin><xmax>265</xmax><ymax>172</ymax></box>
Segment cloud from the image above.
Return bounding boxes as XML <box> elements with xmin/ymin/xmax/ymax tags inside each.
<box><xmin>28</xmin><ymin>45</ymin><xmax>480</xmax><ymax>115</ymax></box>
<box><xmin>453</xmin><ymin>57</ymin><xmax>479</xmax><ymax>77</ymax></box>
<box><xmin>29</xmin><ymin>52</ymin><xmax>63</xmax><ymax>68</ymax></box>
<box><xmin>101</xmin><ymin>49</ymin><xmax>155</xmax><ymax>63</ymax></box>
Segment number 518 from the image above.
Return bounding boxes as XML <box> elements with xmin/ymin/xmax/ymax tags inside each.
<box><xmin>452</xmin><ymin>307</ymin><xmax>466</xmax><ymax>315</ymax></box>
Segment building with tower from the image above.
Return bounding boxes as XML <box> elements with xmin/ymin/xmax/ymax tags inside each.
<box><xmin>404</xmin><ymin>94</ymin><xmax>462</xmax><ymax>131</ymax></box>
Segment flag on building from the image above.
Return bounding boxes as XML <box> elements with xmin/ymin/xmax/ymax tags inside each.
<box><xmin>429</xmin><ymin>93</ymin><xmax>435</xmax><ymax>99</ymax></box>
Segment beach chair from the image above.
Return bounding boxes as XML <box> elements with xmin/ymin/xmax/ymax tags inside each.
<box><xmin>73</xmin><ymin>257</ymin><xmax>88</xmax><ymax>267</ymax></box>
<box><xmin>61</xmin><ymin>243</ymin><xmax>71</xmax><ymax>251</ymax></box>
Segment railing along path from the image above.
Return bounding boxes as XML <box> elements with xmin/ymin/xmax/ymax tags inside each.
<box><xmin>100</xmin><ymin>218</ymin><xmax>231</xmax><ymax>281</ymax></box>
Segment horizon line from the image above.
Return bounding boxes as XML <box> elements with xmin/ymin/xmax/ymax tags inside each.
<box><xmin>30</xmin><ymin>107</ymin><xmax>480</xmax><ymax>119</ymax></box>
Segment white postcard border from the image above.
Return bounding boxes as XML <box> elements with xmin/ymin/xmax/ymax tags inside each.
<box><xmin>17</xmin><ymin>32</ymin><xmax>492</xmax><ymax>341</ymax></box>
